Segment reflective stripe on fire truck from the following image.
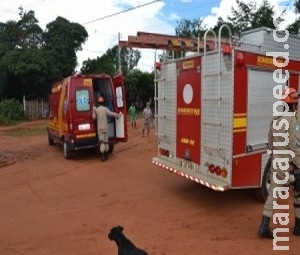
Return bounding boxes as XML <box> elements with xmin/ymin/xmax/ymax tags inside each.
<box><xmin>152</xmin><ymin>159</ymin><xmax>229</xmax><ymax>192</ymax></box>
<box><xmin>233</xmin><ymin>113</ymin><xmax>247</xmax><ymax>133</ymax></box>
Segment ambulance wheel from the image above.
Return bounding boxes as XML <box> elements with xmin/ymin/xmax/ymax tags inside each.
<box><xmin>63</xmin><ymin>140</ymin><xmax>72</xmax><ymax>159</ymax></box>
<box><xmin>254</xmin><ymin>157</ymin><xmax>271</xmax><ymax>202</ymax></box>
<box><xmin>108</xmin><ymin>144</ymin><xmax>114</xmax><ymax>154</ymax></box>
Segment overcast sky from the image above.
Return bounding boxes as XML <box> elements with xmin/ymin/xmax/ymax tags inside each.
<box><xmin>0</xmin><ymin>0</ymin><xmax>298</xmax><ymax>72</ymax></box>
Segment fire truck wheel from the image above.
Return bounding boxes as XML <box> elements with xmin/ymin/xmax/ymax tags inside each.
<box><xmin>47</xmin><ymin>130</ymin><xmax>54</xmax><ymax>146</ymax></box>
<box><xmin>254</xmin><ymin>157</ymin><xmax>271</xmax><ymax>202</ymax></box>
<box><xmin>63</xmin><ymin>140</ymin><xmax>72</xmax><ymax>159</ymax></box>
<box><xmin>108</xmin><ymin>144</ymin><xmax>114</xmax><ymax>154</ymax></box>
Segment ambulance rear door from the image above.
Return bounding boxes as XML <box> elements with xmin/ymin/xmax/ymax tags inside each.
<box><xmin>113</xmin><ymin>74</ymin><xmax>128</xmax><ymax>142</ymax></box>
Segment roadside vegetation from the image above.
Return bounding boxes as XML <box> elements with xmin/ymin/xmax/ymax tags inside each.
<box><xmin>0</xmin><ymin>98</ymin><xmax>26</xmax><ymax>125</ymax></box>
<box><xmin>7</xmin><ymin>124</ymin><xmax>47</xmax><ymax>137</ymax></box>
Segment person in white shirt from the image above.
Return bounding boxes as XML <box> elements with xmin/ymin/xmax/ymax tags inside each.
<box><xmin>142</xmin><ymin>102</ymin><xmax>152</xmax><ymax>138</ymax></box>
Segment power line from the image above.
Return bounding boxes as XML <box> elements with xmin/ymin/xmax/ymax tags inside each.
<box><xmin>82</xmin><ymin>0</ymin><xmax>162</xmax><ymax>25</ymax></box>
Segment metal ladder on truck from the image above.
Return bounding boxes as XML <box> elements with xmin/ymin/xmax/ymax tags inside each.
<box><xmin>153</xmin><ymin>51</ymin><xmax>171</xmax><ymax>137</ymax></box>
<box><xmin>201</xmin><ymin>24</ymin><xmax>232</xmax><ymax>157</ymax></box>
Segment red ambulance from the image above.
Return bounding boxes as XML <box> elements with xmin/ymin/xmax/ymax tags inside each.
<box><xmin>47</xmin><ymin>73</ymin><xmax>127</xmax><ymax>159</ymax></box>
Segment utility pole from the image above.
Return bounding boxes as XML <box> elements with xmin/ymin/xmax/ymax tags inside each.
<box><xmin>197</xmin><ymin>18</ymin><xmax>201</xmax><ymax>54</ymax></box>
<box><xmin>118</xmin><ymin>32</ymin><xmax>122</xmax><ymax>74</ymax></box>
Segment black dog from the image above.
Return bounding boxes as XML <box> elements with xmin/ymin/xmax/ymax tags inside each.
<box><xmin>108</xmin><ymin>225</ymin><xmax>148</xmax><ymax>255</ymax></box>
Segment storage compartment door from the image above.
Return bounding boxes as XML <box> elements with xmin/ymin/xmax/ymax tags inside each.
<box><xmin>247</xmin><ymin>69</ymin><xmax>278</xmax><ymax>150</ymax></box>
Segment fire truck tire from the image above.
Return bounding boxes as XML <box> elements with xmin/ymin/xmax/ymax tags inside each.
<box><xmin>63</xmin><ymin>139</ymin><xmax>72</xmax><ymax>159</ymax></box>
<box><xmin>47</xmin><ymin>130</ymin><xmax>54</xmax><ymax>146</ymax></box>
<box><xmin>254</xmin><ymin>157</ymin><xmax>271</xmax><ymax>202</ymax></box>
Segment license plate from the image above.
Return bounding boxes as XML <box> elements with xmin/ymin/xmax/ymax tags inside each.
<box><xmin>78</xmin><ymin>123</ymin><xmax>91</xmax><ymax>131</ymax></box>
<box><xmin>181</xmin><ymin>159</ymin><xmax>195</xmax><ymax>171</ymax></box>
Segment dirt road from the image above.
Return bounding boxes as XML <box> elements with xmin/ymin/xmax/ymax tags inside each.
<box><xmin>0</xmin><ymin>119</ymin><xmax>299</xmax><ymax>255</ymax></box>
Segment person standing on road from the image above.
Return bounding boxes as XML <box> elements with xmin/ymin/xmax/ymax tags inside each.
<box><xmin>142</xmin><ymin>102</ymin><xmax>152</xmax><ymax>138</ymax></box>
<box><xmin>257</xmin><ymin>87</ymin><xmax>300</xmax><ymax>239</ymax></box>
<box><xmin>128</xmin><ymin>102</ymin><xmax>137</xmax><ymax>129</ymax></box>
<box><xmin>92</xmin><ymin>96</ymin><xmax>121</xmax><ymax>162</ymax></box>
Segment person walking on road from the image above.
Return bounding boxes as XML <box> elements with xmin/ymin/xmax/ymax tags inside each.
<box><xmin>92</xmin><ymin>96</ymin><xmax>121</xmax><ymax>162</ymax></box>
<box><xmin>142</xmin><ymin>102</ymin><xmax>153</xmax><ymax>138</ymax></box>
<box><xmin>257</xmin><ymin>87</ymin><xmax>300</xmax><ymax>239</ymax></box>
<box><xmin>128</xmin><ymin>102</ymin><xmax>137</xmax><ymax>129</ymax></box>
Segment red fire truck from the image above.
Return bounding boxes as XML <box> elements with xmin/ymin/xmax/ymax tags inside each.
<box><xmin>148</xmin><ymin>25</ymin><xmax>300</xmax><ymax>201</ymax></box>
<box><xmin>47</xmin><ymin>73</ymin><xmax>127</xmax><ymax>159</ymax></box>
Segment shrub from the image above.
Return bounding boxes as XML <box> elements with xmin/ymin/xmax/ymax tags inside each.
<box><xmin>0</xmin><ymin>98</ymin><xmax>26</xmax><ymax>124</ymax></box>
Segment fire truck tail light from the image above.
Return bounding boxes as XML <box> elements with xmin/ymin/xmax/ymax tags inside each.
<box><xmin>207</xmin><ymin>163</ymin><xmax>227</xmax><ymax>178</ymax></box>
<box><xmin>208</xmin><ymin>164</ymin><xmax>215</xmax><ymax>173</ymax></box>
<box><xmin>155</xmin><ymin>62</ymin><xmax>162</xmax><ymax>70</ymax></box>
<box><xmin>158</xmin><ymin>147</ymin><xmax>173</xmax><ymax>158</ymax></box>
<box><xmin>215</xmin><ymin>166</ymin><xmax>222</xmax><ymax>175</ymax></box>
<box><xmin>221</xmin><ymin>167</ymin><xmax>228</xmax><ymax>178</ymax></box>
<box><xmin>236</xmin><ymin>52</ymin><xmax>244</xmax><ymax>66</ymax></box>
<box><xmin>165</xmin><ymin>150</ymin><xmax>169</xmax><ymax>157</ymax></box>
<box><xmin>222</xmin><ymin>45</ymin><xmax>232</xmax><ymax>54</ymax></box>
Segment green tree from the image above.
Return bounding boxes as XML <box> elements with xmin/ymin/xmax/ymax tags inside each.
<box><xmin>212</xmin><ymin>17</ymin><xmax>234</xmax><ymax>37</ymax></box>
<box><xmin>125</xmin><ymin>69</ymin><xmax>154</xmax><ymax>109</ymax></box>
<box><xmin>228</xmin><ymin>0</ymin><xmax>256</xmax><ymax>32</ymax></box>
<box><xmin>0</xmin><ymin>9</ymin><xmax>47</xmax><ymax>99</ymax></box>
<box><xmin>122</xmin><ymin>47</ymin><xmax>141</xmax><ymax>75</ymax></box>
<box><xmin>81</xmin><ymin>54</ymin><xmax>116</xmax><ymax>76</ymax></box>
<box><xmin>228</xmin><ymin>0</ymin><xmax>275</xmax><ymax>34</ymax></box>
<box><xmin>175</xmin><ymin>18</ymin><xmax>207</xmax><ymax>38</ymax></box>
<box><xmin>287</xmin><ymin>0</ymin><xmax>300</xmax><ymax>33</ymax></box>
<box><xmin>287</xmin><ymin>19</ymin><xmax>300</xmax><ymax>34</ymax></box>
<box><xmin>252</xmin><ymin>0</ymin><xmax>275</xmax><ymax>29</ymax></box>
<box><xmin>43</xmin><ymin>16</ymin><xmax>88</xmax><ymax>81</ymax></box>
<box><xmin>0</xmin><ymin>98</ymin><xmax>25</xmax><ymax>124</ymax></box>
<box><xmin>0</xmin><ymin>9</ymin><xmax>88</xmax><ymax>100</ymax></box>
<box><xmin>17</xmin><ymin>7</ymin><xmax>43</xmax><ymax>49</ymax></box>
<box><xmin>81</xmin><ymin>45</ymin><xmax>141</xmax><ymax>76</ymax></box>
<box><xmin>295</xmin><ymin>0</ymin><xmax>300</xmax><ymax>13</ymax></box>
<box><xmin>173</xmin><ymin>18</ymin><xmax>207</xmax><ymax>57</ymax></box>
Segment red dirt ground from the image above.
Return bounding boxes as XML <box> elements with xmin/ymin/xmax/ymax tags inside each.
<box><xmin>0</xmin><ymin>119</ymin><xmax>299</xmax><ymax>255</ymax></box>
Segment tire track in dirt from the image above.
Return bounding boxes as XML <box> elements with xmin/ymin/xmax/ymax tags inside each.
<box><xmin>0</xmin><ymin>150</ymin><xmax>40</xmax><ymax>168</ymax></box>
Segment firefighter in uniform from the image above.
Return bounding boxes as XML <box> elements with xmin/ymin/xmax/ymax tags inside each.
<box><xmin>92</xmin><ymin>96</ymin><xmax>121</xmax><ymax>161</ymax></box>
<box><xmin>258</xmin><ymin>87</ymin><xmax>300</xmax><ymax>238</ymax></box>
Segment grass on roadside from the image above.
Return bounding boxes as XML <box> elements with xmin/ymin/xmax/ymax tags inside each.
<box><xmin>8</xmin><ymin>125</ymin><xmax>47</xmax><ymax>137</ymax></box>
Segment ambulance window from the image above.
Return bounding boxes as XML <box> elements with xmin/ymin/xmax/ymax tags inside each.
<box><xmin>76</xmin><ymin>89</ymin><xmax>90</xmax><ymax>111</ymax></box>
<box><xmin>115</xmin><ymin>86</ymin><xmax>123</xmax><ymax>108</ymax></box>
